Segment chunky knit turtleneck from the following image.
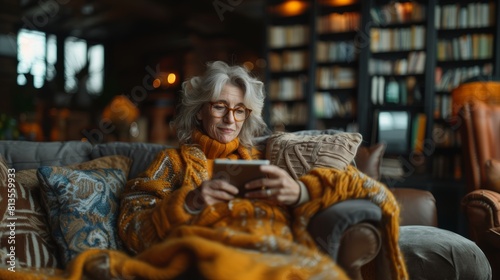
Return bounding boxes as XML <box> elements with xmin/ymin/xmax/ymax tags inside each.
<box><xmin>191</xmin><ymin>130</ymin><xmax>258</xmax><ymax>178</ymax></box>
<box><xmin>192</xmin><ymin>130</ymin><xmax>240</xmax><ymax>159</ymax></box>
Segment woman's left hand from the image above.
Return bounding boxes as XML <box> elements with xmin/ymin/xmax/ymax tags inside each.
<box><xmin>244</xmin><ymin>165</ymin><xmax>300</xmax><ymax>205</ymax></box>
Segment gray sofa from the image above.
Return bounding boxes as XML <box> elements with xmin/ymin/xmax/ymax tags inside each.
<box><xmin>0</xmin><ymin>138</ymin><xmax>492</xmax><ymax>279</ymax></box>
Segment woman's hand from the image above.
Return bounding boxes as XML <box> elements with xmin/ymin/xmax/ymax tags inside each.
<box><xmin>244</xmin><ymin>165</ymin><xmax>301</xmax><ymax>206</ymax></box>
<box><xmin>186</xmin><ymin>179</ymin><xmax>239</xmax><ymax>211</ymax></box>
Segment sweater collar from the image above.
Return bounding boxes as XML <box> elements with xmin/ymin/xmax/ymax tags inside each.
<box><xmin>192</xmin><ymin>130</ymin><xmax>240</xmax><ymax>159</ymax></box>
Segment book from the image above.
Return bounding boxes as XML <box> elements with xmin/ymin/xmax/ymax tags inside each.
<box><xmin>411</xmin><ymin>113</ymin><xmax>427</xmax><ymax>153</ymax></box>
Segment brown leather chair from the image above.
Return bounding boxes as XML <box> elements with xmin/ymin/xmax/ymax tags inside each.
<box><xmin>308</xmin><ymin>145</ymin><xmax>437</xmax><ymax>280</ymax></box>
<box><xmin>458</xmin><ymin>100</ymin><xmax>500</xmax><ymax>280</ymax></box>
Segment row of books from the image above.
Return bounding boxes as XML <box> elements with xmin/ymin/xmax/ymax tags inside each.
<box><xmin>434</xmin><ymin>63</ymin><xmax>493</xmax><ymax>92</ymax></box>
<box><xmin>270</xmin><ymin>103</ymin><xmax>308</xmax><ymax>126</ymax></box>
<box><xmin>411</xmin><ymin>113</ymin><xmax>427</xmax><ymax>154</ymax></box>
<box><xmin>371</xmin><ymin>76</ymin><xmax>423</xmax><ymax>105</ymax></box>
<box><xmin>314</xmin><ymin>93</ymin><xmax>355</xmax><ymax>118</ymax></box>
<box><xmin>436</xmin><ymin>33</ymin><xmax>493</xmax><ymax>61</ymax></box>
<box><xmin>369</xmin><ymin>51</ymin><xmax>426</xmax><ymax>75</ymax></box>
<box><xmin>268</xmin><ymin>50</ymin><xmax>308</xmax><ymax>72</ymax></box>
<box><xmin>380</xmin><ymin>158</ymin><xmax>405</xmax><ymax>179</ymax></box>
<box><xmin>435</xmin><ymin>2</ymin><xmax>495</xmax><ymax>30</ymax></box>
<box><xmin>316</xmin><ymin>41</ymin><xmax>357</xmax><ymax>63</ymax></box>
<box><xmin>371</xmin><ymin>2</ymin><xmax>426</xmax><ymax>25</ymax></box>
<box><xmin>316</xmin><ymin>66</ymin><xmax>356</xmax><ymax>89</ymax></box>
<box><xmin>432</xmin><ymin>123</ymin><xmax>461</xmax><ymax>148</ymax></box>
<box><xmin>268</xmin><ymin>25</ymin><xmax>309</xmax><ymax>48</ymax></box>
<box><xmin>268</xmin><ymin>77</ymin><xmax>306</xmax><ymax>101</ymax></box>
<box><xmin>317</xmin><ymin>12</ymin><xmax>360</xmax><ymax>34</ymax></box>
<box><xmin>370</xmin><ymin>26</ymin><xmax>426</xmax><ymax>53</ymax></box>
<box><xmin>433</xmin><ymin>94</ymin><xmax>453</xmax><ymax>120</ymax></box>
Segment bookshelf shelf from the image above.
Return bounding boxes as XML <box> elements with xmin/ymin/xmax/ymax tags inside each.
<box><xmin>437</xmin><ymin>26</ymin><xmax>495</xmax><ymax>35</ymax></box>
<box><xmin>317</xmin><ymin>31</ymin><xmax>359</xmax><ymax>40</ymax></box>
<box><xmin>268</xmin><ymin>45</ymin><xmax>309</xmax><ymax>52</ymax></box>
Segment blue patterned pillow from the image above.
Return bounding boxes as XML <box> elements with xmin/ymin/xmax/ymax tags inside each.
<box><xmin>37</xmin><ymin>167</ymin><xmax>126</xmax><ymax>265</ymax></box>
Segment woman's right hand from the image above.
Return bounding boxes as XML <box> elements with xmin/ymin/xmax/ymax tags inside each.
<box><xmin>187</xmin><ymin>179</ymin><xmax>239</xmax><ymax>211</ymax></box>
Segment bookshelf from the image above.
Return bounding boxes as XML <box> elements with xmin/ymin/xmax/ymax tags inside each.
<box><xmin>264</xmin><ymin>0</ymin><xmax>500</xmax><ymax>181</ymax></box>
<box><xmin>313</xmin><ymin>1</ymin><xmax>361</xmax><ymax>132</ymax></box>
<box><xmin>263</xmin><ymin>0</ymin><xmax>500</xmax><ymax>235</ymax></box>
<box><xmin>432</xmin><ymin>0</ymin><xmax>499</xmax><ymax>181</ymax></box>
<box><xmin>364</xmin><ymin>1</ymin><xmax>430</xmax><ymax>158</ymax></box>
<box><xmin>265</xmin><ymin>0</ymin><xmax>313</xmax><ymax>131</ymax></box>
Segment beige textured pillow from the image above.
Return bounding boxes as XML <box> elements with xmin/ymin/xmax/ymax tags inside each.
<box><xmin>484</xmin><ymin>159</ymin><xmax>500</xmax><ymax>192</ymax></box>
<box><xmin>265</xmin><ymin>132</ymin><xmax>363</xmax><ymax>179</ymax></box>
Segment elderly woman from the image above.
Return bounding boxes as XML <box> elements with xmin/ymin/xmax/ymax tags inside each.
<box><xmin>115</xmin><ymin>61</ymin><xmax>407</xmax><ymax>280</ymax></box>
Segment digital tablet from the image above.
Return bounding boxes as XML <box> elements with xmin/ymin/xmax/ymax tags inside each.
<box><xmin>212</xmin><ymin>159</ymin><xmax>270</xmax><ymax>197</ymax></box>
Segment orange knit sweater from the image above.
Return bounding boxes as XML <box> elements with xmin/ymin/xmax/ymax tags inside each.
<box><xmin>0</xmin><ymin>131</ymin><xmax>407</xmax><ymax>280</ymax></box>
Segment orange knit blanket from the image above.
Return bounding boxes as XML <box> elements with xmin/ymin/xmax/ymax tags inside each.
<box><xmin>0</xmin><ymin>165</ymin><xmax>407</xmax><ymax>280</ymax></box>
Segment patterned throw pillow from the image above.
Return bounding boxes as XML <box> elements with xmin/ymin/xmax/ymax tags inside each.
<box><xmin>265</xmin><ymin>132</ymin><xmax>363</xmax><ymax>179</ymax></box>
<box><xmin>0</xmin><ymin>155</ymin><xmax>61</xmax><ymax>268</ymax></box>
<box><xmin>37</xmin><ymin>167</ymin><xmax>127</xmax><ymax>266</ymax></box>
<box><xmin>0</xmin><ymin>155</ymin><xmax>132</xmax><ymax>269</ymax></box>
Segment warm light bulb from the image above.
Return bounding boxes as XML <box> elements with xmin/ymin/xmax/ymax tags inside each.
<box><xmin>326</xmin><ymin>0</ymin><xmax>357</xmax><ymax>7</ymax></box>
<box><xmin>280</xmin><ymin>0</ymin><xmax>307</xmax><ymax>16</ymax></box>
<box><xmin>153</xmin><ymin>78</ymin><xmax>161</xmax><ymax>88</ymax></box>
<box><xmin>167</xmin><ymin>73</ymin><xmax>176</xmax><ymax>84</ymax></box>
<box><xmin>243</xmin><ymin>61</ymin><xmax>254</xmax><ymax>71</ymax></box>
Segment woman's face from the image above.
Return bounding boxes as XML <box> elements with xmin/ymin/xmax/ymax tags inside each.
<box><xmin>197</xmin><ymin>84</ymin><xmax>247</xmax><ymax>143</ymax></box>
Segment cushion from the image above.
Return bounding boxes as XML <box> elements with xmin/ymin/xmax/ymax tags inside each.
<box><xmin>4</xmin><ymin>155</ymin><xmax>132</xmax><ymax>267</ymax></box>
<box><xmin>0</xmin><ymin>141</ymin><xmax>93</xmax><ymax>171</ymax></box>
<box><xmin>91</xmin><ymin>142</ymin><xmax>169</xmax><ymax>179</ymax></box>
<box><xmin>265</xmin><ymin>132</ymin><xmax>363</xmax><ymax>179</ymax></box>
<box><xmin>399</xmin><ymin>225</ymin><xmax>492</xmax><ymax>280</ymax></box>
<box><xmin>354</xmin><ymin>143</ymin><xmax>386</xmax><ymax>180</ymax></box>
<box><xmin>253</xmin><ymin>129</ymin><xmax>345</xmax><ymax>152</ymax></box>
<box><xmin>15</xmin><ymin>154</ymin><xmax>132</xmax><ymax>190</ymax></box>
<box><xmin>37</xmin><ymin>166</ymin><xmax>127</xmax><ymax>266</ymax></box>
<box><xmin>0</xmin><ymin>155</ymin><xmax>60</xmax><ymax>268</ymax></box>
<box><xmin>484</xmin><ymin>159</ymin><xmax>500</xmax><ymax>192</ymax></box>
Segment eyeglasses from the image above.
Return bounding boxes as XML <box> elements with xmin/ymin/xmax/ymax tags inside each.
<box><xmin>208</xmin><ymin>102</ymin><xmax>252</xmax><ymax>122</ymax></box>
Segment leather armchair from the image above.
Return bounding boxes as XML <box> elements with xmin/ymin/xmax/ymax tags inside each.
<box><xmin>457</xmin><ymin>99</ymin><xmax>500</xmax><ymax>280</ymax></box>
<box><xmin>309</xmin><ymin>145</ymin><xmax>437</xmax><ymax>280</ymax></box>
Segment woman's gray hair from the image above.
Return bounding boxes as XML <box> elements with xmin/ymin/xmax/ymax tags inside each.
<box><xmin>173</xmin><ymin>61</ymin><xmax>269</xmax><ymax>147</ymax></box>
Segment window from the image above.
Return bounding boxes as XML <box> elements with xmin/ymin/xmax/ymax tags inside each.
<box><xmin>17</xmin><ymin>29</ymin><xmax>49</xmax><ymax>88</ymax></box>
<box><xmin>17</xmin><ymin>29</ymin><xmax>104</xmax><ymax>95</ymax></box>
<box><xmin>64</xmin><ymin>37</ymin><xmax>104</xmax><ymax>95</ymax></box>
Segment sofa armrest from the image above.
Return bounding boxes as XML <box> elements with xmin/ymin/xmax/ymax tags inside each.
<box><xmin>462</xmin><ymin>189</ymin><xmax>500</xmax><ymax>241</ymax></box>
<box><xmin>391</xmin><ymin>188</ymin><xmax>437</xmax><ymax>227</ymax></box>
<box><xmin>308</xmin><ymin>200</ymin><xmax>382</xmax><ymax>280</ymax></box>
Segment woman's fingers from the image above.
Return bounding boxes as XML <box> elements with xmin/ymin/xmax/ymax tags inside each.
<box><xmin>200</xmin><ymin>179</ymin><xmax>239</xmax><ymax>205</ymax></box>
<box><xmin>243</xmin><ymin>165</ymin><xmax>300</xmax><ymax>205</ymax></box>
